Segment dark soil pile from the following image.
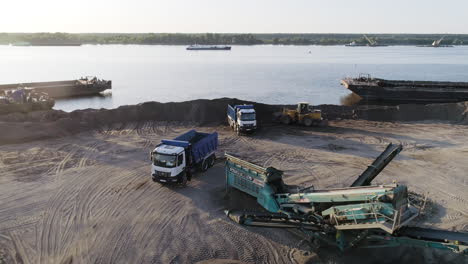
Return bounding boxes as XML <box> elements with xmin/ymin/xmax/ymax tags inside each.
<box><xmin>0</xmin><ymin>98</ymin><xmax>285</xmax><ymax>144</ymax></box>
<box><xmin>1</xmin><ymin>98</ymin><xmax>467</xmax><ymax>145</ymax></box>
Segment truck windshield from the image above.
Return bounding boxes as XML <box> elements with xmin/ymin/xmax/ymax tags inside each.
<box><xmin>153</xmin><ymin>153</ymin><xmax>177</xmax><ymax>168</ymax></box>
<box><xmin>240</xmin><ymin>113</ymin><xmax>256</xmax><ymax>121</ymax></box>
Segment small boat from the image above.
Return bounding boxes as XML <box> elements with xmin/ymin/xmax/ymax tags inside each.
<box><xmin>341</xmin><ymin>74</ymin><xmax>468</xmax><ymax>103</ymax></box>
<box><xmin>345</xmin><ymin>35</ymin><xmax>388</xmax><ymax>47</ymax></box>
<box><xmin>186</xmin><ymin>45</ymin><xmax>231</xmax><ymax>50</ymax></box>
<box><xmin>345</xmin><ymin>41</ymin><xmax>367</xmax><ymax>47</ymax></box>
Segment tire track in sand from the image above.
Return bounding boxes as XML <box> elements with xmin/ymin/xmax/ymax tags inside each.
<box><xmin>38</xmin><ymin>165</ymin><xmax>140</xmax><ymax>264</ymax></box>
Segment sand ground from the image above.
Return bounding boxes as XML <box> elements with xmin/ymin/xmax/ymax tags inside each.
<box><xmin>0</xmin><ymin>120</ymin><xmax>467</xmax><ymax>263</ymax></box>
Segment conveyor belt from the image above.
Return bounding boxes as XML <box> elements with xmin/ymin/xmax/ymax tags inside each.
<box><xmin>351</xmin><ymin>143</ymin><xmax>403</xmax><ymax>187</ymax></box>
<box><xmin>225</xmin><ymin>210</ymin><xmax>325</xmax><ymax>231</ymax></box>
<box><xmin>398</xmin><ymin>226</ymin><xmax>468</xmax><ymax>245</ymax></box>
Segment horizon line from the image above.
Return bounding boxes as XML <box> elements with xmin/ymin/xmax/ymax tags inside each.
<box><xmin>2</xmin><ymin>32</ymin><xmax>467</xmax><ymax>35</ymax></box>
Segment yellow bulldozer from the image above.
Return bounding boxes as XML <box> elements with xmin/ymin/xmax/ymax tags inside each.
<box><xmin>279</xmin><ymin>102</ymin><xmax>328</xmax><ymax>127</ymax></box>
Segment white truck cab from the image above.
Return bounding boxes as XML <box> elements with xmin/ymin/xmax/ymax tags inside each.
<box><xmin>151</xmin><ymin>130</ymin><xmax>218</xmax><ymax>185</ymax></box>
<box><xmin>237</xmin><ymin>108</ymin><xmax>257</xmax><ymax>128</ymax></box>
<box><xmin>151</xmin><ymin>144</ymin><xmax>186</xmax><ymax>183</ymax></box>
<box><xmin>227</xmin><ymin>104</ymin><xmax>257</xmax><ymax>135</ymax></box>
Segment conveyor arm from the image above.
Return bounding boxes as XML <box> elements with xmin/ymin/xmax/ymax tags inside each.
<box><xmin>225</xmin><ymin>210</ymin><xmax>468</xmax><ymax>254</ymax></box>
<box><xmin>351</xmin><ymin>143</ymin><xmax>403</xmax><ymax>187</ymax></box>
<box><xmin>363</xmin><ymin>227</ymin><xmax>468</xmax><ymax>254</ymax></box>
<box><xmin>225</xmin><ymin>210</ymin><xmax>325</xmax><ymax>231</ymax></box>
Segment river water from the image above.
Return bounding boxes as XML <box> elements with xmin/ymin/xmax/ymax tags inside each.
<box><xmin>1</xmin><ymin>45</ymin><xmax>468</xmax><ymax>111</ymax></box>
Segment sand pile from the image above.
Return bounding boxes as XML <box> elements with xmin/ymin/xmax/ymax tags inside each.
<box><xmin>0</xmin><ymin>98</ymin><xmax>287</xmax><ymax>145</ymax></box>
<box><xmin>1</xmin><ymin>98</ymin><xmax>467</xmax><ymax>145</ymax></box>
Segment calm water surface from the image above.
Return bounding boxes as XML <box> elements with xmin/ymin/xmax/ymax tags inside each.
<box><xmin>1</xmin><ymin>45</ymin><xmax>468</xmax><ymax>111</ymax></box>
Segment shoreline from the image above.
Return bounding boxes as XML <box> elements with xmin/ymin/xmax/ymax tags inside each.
<box><xmin>3</xmin><ymin>43</ymin><xmax>468</xmax><ymax>47</ymax></box>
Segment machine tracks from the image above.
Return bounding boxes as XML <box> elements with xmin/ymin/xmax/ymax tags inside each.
<box><xmin>38</xmin><ymin>165</ymin><xmax>147</xmax><ymax>263</ymax></box>
<box><xmin>1</xmin><ymin>121</ymin><xmax>467</xmax><ymax>263</ymax></box>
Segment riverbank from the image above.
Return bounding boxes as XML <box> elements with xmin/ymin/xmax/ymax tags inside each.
<box><xmin>1</xmin><ymin>98</ymin><xmax>467</xmax><ymax>145</ymax></box>
<box><xmin>2</xmin><ymin>32</ymin><xmax>468</xmax><ymax>46</ymax></box>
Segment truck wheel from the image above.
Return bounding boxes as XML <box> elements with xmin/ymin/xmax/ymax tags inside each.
<box><xmin>303</xmin><ymin>117</ymin><xmax>313</xmax><ymax>127</ymax></box>
<box><xmin>281</xmin><ymin>115</ymin><xmax>291</xmax><ymax>125</ymax></box>
<box><xmin>208</xmin><ymin>154</ymin><xmax>216</xmax><ymax>167</ymax></box>
<box><xmin>180</xmin><ymin>172</ymin><xmax>187</xmax><ymax>186</ymax></box>
<box><xmin>319</xmin><ymin>120</ymin><xmax>329</xmax><ymax>127</ymax></box>
<box><xmin>201</xmin><ymin>160</ymin><xmax>209</xmax><ymax>172</ymax></box>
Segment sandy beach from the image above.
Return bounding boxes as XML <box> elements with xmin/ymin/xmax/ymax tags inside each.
<box><xmin>1</xmin><ymin>117</ymin><xmax>467</xmax><ymax>263</ymax></box>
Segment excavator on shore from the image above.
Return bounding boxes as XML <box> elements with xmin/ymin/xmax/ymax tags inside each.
<box><xmin>224</xmin><ymin>144</ymin><xmax>468</xmax><ymax>254</ymax></box>
<box><xmin>417</xmin><ymin>36</ymin><xmax>453</xmax><ymax>48</ymax></box>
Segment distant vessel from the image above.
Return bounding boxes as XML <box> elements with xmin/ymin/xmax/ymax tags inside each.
<box><xmin>12</xmin><ymin>42</ymin><xmax>82</xmax><ymax>47</ymax></box>
<box><xmin>417</xmin><ymin>36</ymin><xmax>453</xmax><ymax>48</ymax></box>
<box><xmin>341</xmin><ymin>74</ymin><xmax>468</xmax><ymax>103</ymax></box>
<box><xmin>345</xmin><ymin>41</ymin><xmax>366</xmax><ymax>47</ymax></box>
<box><xmin>345</xmin><ymin>35</ymin><xmax>388</xmax><ymax>47</ymax></box>
<box><xmin>31</xmin><ymin>43</ymin><xmax>82</xmax><ymax>46</ymax></box>
<box><xmin>0</xmin><ymin>77</ymin><xmax>111</xmax><ymax>99</ymax></box>
<box><xmin>12</xmin><ymin>41</ymin><xmax>31</xmax><ymax>46</ymax></box>
<box><xmin>186</xmin><ymin>45</ymin><xmax>231</xmax><ymax>50</ymax></box>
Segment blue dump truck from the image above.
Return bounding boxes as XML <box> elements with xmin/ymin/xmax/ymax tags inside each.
<box><xmin>227</xmin><ymin>104</ymin><xmax>257</xmax><ymax>135</ymax></box>
<box><xmin>150</xmin><ymin>130</ymin><xmax>218</xmax><ymax>185</ymax></box>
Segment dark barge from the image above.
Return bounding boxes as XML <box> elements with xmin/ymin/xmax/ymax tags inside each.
<box><xmin>0</xmin><ymin>77</ymin><xmax>111</xmax><ymax>99</ymax></box>
<box><xmin>186</xmin><ymin>45</ymin><xmax>231</xmax><ymax>50</ymax></box>
<box><xmin>0</xmin><ymin>88</ymin><xmax>54</xmax><ymax>115</ymax></box>
<box><xmin>341</xmin><ymin>75</ymin><xmax>468</xmax><ymax>103</ymax></box>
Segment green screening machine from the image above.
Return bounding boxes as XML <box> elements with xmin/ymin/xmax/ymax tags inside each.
<box><xmin>224</xmin><ymin>144</ymin><xmax>468</xmax><ymax>254</ymax></box>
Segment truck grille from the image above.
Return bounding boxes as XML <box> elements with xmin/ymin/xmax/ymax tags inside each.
<box><xmin>156</xmin><ymin>171</ymin><xmax>171</xmax><ymax>177</ymax></box>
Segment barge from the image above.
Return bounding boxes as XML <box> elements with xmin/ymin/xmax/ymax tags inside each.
<box><xmin>341</xmin><ymin>75</ymin><xmax>468</xmax><ymax>103</ymax></box>
<box><xmin>0</xmin><ymin>77</ymin><xmax>111</xmax><ymax>99</ymax></box>
<box><xmin>0</xmin><ymin>88</ymin><xmax>54</xmax><ymax>115</ymax></box>
<box><xmin>186</xmin><ymin>45</ymin><xmax>231</xmax><ymax>50</ymax></box>
<box><xmin>417</xmin><ymin>36</ymin><xmax>453</xmax><ymax>48</ymax></box>
<box><xmin>30</xmin><ymin>43</ymin><xmax>82</xmax><ymax>46</ymax></box>
<box><xmin>345</xmin><ymin>35</ymin><xmax>388</xmax><ymax>47</ymax></box>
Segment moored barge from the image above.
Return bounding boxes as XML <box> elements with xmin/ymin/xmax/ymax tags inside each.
<box><xmin>186</xmin><ymin>45</ymin><xmax>231</xmax><ymax>50</ymax></box>
<box><xmin>341</xmin><ymin>75</ymin><xmax>468</xmax><ymax>103</ymax></box>
<box><xmin>0</xmin><ymin>88</ymin><xmax>54</xmax><ymax>115</ymax></box>
<box><xmin>0</xmin><ymin>77</ymin><xmax>111</xmax><ymax>99</ymax></box>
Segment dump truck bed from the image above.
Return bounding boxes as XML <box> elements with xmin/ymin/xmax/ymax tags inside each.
<box><xmin>162</xmin><ymin>130</ymin><xmax>218</xmax><ymax>164</ymax></box>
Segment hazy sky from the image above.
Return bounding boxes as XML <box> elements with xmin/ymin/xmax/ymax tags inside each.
<box><xmin>1</xmin><ymin>0</ymin><xmax>467</xmax><ymax>33</ymax></box>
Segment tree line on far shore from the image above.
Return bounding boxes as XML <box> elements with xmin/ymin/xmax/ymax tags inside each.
<box><xmin>0</xmin><ymin>32</ymin><xmax>467</xmax><ymax>46</ymax></box>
